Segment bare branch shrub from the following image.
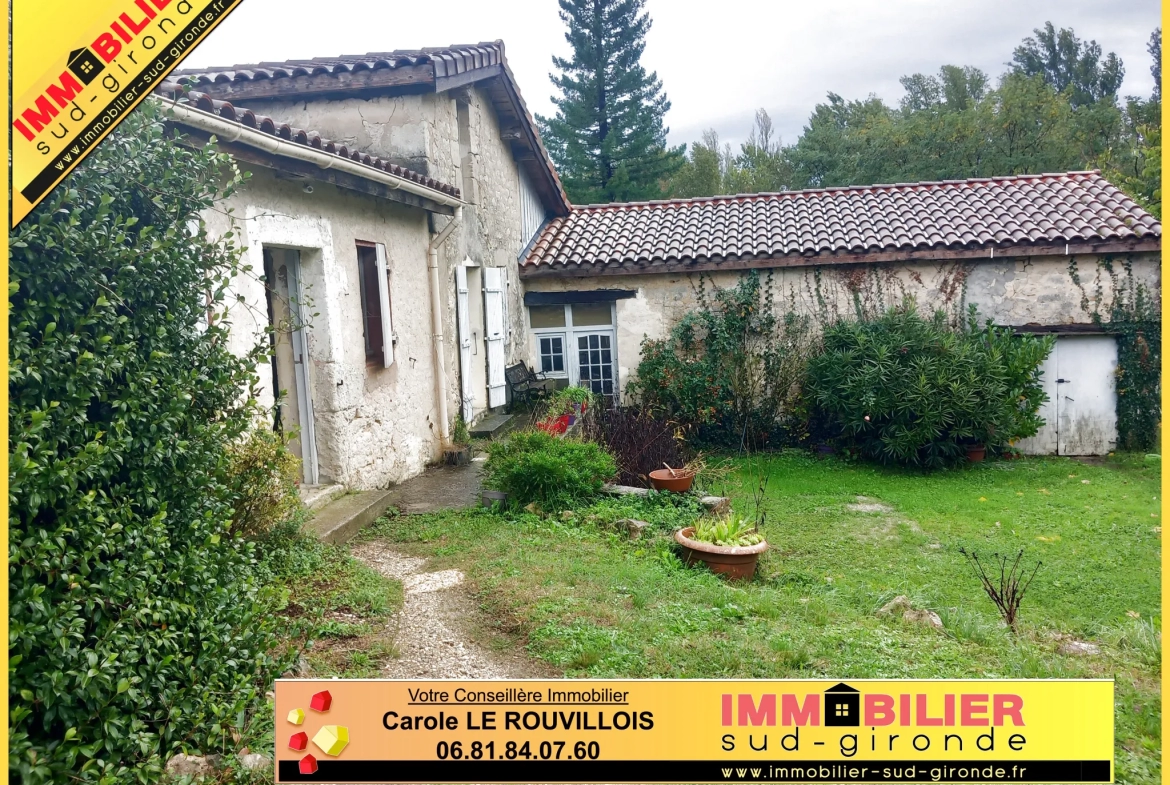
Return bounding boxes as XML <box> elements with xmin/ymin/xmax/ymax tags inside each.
<box><xmin>957</xmin><ymin>548</ymin><xmax>1042</xmax><ymax>633</ymax></box>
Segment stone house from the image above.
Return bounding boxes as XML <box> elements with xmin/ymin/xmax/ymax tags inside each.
<box><xmin>163</xmin><ymin>43</ymin><xmax>569</xmax><ymax>489</ymax></box>
<box><xmin>167</xmin><ymin>42</ymin><xmax>1160</xmax><ymax>469</ymax></box>
<box><xmin>520</xmin><ymin>173</ymin><xmax>1161</xmax><ymax>455</ymax></box>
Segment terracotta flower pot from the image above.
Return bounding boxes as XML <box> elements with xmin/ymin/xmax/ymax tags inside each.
<box><xmin>674</xmin><ymin>526</ymin><xmax>768</xmax><ymax>581</ymax></box>
<box><xmin>649</xmin><ymin>469</ymin><xmax>695</xmax><ymax>492</ymax></box>
<box><xmin>481</xmin><ymin>490</ymin><xmax>508</xmax><ymax>507</ymax></box>
<box><xmin>966</xmin><ymin>444</ymin><xmax>987</xmax><ymax>463</ymax></box>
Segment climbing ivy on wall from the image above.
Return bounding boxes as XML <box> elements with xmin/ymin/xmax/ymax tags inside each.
<box><xmin>1068</xmin><ymin>254</ymin><xmax>1161</xmax><ymax>450</ymax></box>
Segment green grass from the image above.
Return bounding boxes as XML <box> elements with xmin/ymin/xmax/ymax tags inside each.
<box><xmin>210</xmin><ymin>517</ymin><xmax>405</xmax><ymax>784</ymax></box>
<box><xmin>257</xmin><ymin>517</ymin><xmax>404</xmax><ymax>677</ymax></box>
<box><xmin>368</xmin><ymin>451</ymin><xmax>1161</xmax><ymax>785</ymax></box>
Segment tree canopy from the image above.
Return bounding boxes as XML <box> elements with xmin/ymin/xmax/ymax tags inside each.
<box><xmin>667</xmin><ymin>22</ymin><xmax>1160</xmax><ymax>218</ymax></box>
<box><xmin>538</xmin><ymin>0</ymin><xmax>684</xmax><ymax>203</ymax></box>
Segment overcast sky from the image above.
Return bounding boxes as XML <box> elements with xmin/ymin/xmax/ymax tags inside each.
<box><xmin>184</xmin><ymin>0</ymin><xmax>1161</xmax><ymax>150</ymax></box>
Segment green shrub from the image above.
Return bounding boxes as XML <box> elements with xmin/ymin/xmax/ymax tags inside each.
<box><xmin>483</xmin><ymin>431</ymin><xmax>616</xmax><ymax>509</ymax></box>
<box><xmin>226</xmin><ymin>424</ymin><xmax>303</xmax><ymax>538</ymax></box>
<box><xmin>806</xmin><ymin>304</ymin><xmax>1053</xmax><ymax>468</ymax></box>
<box><xmin>628</xmin><ymin>271</ymin><xmax>815</xmax><ymax>448</ymax></box>
<box><xmin>9</xmin><ymin>102</ymin><xmax>287</xmax><ymax>783</ymax></box>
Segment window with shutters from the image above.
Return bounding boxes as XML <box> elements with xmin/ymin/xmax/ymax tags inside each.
<box><xmin>356</xmin><ymin>242</ymin><xmax>394</xmax><ymax>366</ymax></box>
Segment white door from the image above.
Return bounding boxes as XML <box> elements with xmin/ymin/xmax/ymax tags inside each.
<box><xmin>286</xmin><ymin>253</ymin><xmax>319</xmax><ymax>484</ymax></box>
<box><xmin>574</xmin><ymin>330</ymin><xmax>617</xmax><ymax>396</ymax></box>
<box><xmin>483</xmin><ymin>267</ymin><xmax>507</xmax><ymax>408</ymax></box>
<box><xmin>455</xmin><ymin>264</ymin><xmax>474</xmax><ymax>423</ymax></box>
<box><xmin>1016</xmin><ymin>335</ymin><xmax>1117</xmax><ymax>456</ymax></box>
<box><xmin>1056</xmin><ymin>336</ymin><xmax>1118</xmax><ymax>455</ymax></box>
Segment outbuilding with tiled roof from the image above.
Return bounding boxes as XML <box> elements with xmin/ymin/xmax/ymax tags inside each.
<box><xmin>519</xmin><ymin>171</ymin><xmax>1160</xmax><ymax>456</ymax></box>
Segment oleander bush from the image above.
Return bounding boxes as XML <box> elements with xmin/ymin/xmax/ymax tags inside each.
<box><xmin>806</xmin><ymin>304</ymin><xmax>1053</xmax><ymax>468</ymax></box>
<box><xmin>483</xmin><ymin>431</ymin><xmax>616</xmax><ymax>510</ymax></box>
<box><xmin>9</xmin><ymin>101</ymin><xmax>289</xmax><ymax>783</ymax></box>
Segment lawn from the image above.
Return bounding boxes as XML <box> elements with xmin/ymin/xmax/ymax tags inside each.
<box><xmin>368</xmin><ymin>451</ymin><xmax>1161</xmax><ymax>785</ymax></box>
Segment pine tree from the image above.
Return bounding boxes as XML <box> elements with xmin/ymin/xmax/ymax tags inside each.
<box><xmin>538</xmin><ymin>0</ymin><xmax>684</xmax><ymax>204</ymax></box>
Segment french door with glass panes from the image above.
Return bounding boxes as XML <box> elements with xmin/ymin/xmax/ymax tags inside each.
<box><xmin>529</xmin><ymin>301</ymin><xmax>617</xmax><ymax>396</ymax></box>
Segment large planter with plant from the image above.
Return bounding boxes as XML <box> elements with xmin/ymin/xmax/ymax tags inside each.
<box><xmin>675</xmin><ymin>517</ymin><xmax>768</xmax><ymax>580</ymax></box>
<box><xmin>649</xmin><ymin>468</ymin><xmax>694</xmax><ymax>492</ymax></box>
<box><xmin>649</xmin><ymin>458</ymin><xmax>704</xmax><ymax>492</ymax></box>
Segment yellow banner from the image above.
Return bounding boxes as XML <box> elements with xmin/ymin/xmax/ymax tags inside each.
<box><xmin>10</xmin><ymin>0</ymin><xmax>244</xmax><ymax>227</ymax></box>
<box><xmin>273</xmin><ymin>679</ymin><xmax>1112</xmax><ymax>783</ymax></box>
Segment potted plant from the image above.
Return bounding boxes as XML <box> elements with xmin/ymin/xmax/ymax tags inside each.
<box><xmin>444</xmin><ymin>415</ymin><xmax>473</xmax><ymax>465</ymax></box>
<box><xmin>649</xmin><ymin>457</ymin><xmax>704</xmax><ymax>492</ymax></box>
<box><xmin>547</xmin><ymin>386</ymin><xmax>594</xmax><ymax>425</ymax></box>
<box><xmin>675</xmin><ymin>514</ymin><xmax>768</xmax><ymax>580</ymax></box>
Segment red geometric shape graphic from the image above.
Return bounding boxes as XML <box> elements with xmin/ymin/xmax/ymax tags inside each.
<box><xmin>289</xmin><ymin>731</ymin><xmax>308</xmax><ymax>751</ymax></box>
<box><xmin>299</xmin><ymin>754</ymin><xmax>318</xmax><ymax>775</ymax></box>
<box><xmin>309</xmin><ymin>690</ymin><xmax>332</xmax><ymax>712</ymax></box>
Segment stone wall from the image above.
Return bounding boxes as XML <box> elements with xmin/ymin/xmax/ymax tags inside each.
<box><xmin>249</xmin><ymin>84</ymin><xmax>538</xmax><ymax>420</ymax></box>
<box><xmin>520</xmin><ymin>252</ymin><xmax>1161</xmax><ymax>398</ymax></box>
<box><xmin>204</xmin><ymin>167</ymin><xmax>447</xmax><ymax>489</ymax></box>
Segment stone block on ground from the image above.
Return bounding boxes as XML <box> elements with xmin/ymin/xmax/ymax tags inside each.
<box><xmin>603</xmin><ymin>483</ymin><xmax>649</xmax><ymax>497</ymax></box>
<box><xmin>1058</xmin><ymin>640</ymin><xmax>1101</xmax><ymax>657</ymax></box>
<box><xmin>877</xmin><ymin>595</ymin><xmax>943</xmax><ymax>630</ymax></box>
<box><xmin>618</xmin><ymin>518</ymin><xmax>651</xmax><ymax>540</ymax></box>
<box><xmin>165</xmin><ymin>753</ymin><xmax>222</xmax><ymax>779</ymax></box>
<box><xmin>700</xmin><ymin>496</ymin><xmax>731</xmax><ymax>515</ymax></box>
<box><xmin>238</xmin><ymin>753</ymin><xmax>269</xmax><ymax>771</ymax></box>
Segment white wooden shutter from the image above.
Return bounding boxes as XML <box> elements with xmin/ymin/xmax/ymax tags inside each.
<box><xmin>375</xmin><ymin>243</ymin><xmax>394</xmax><ymax>367</ymax></box>
<box><xmin>483</xmin><ymin>267</ymin><xmax>507</xmax><ymax>408</ymax></box>
<box><xmin>455</xmin><ymin>264</ymin><xmax>474</xmax><ymax>423</ymax></box>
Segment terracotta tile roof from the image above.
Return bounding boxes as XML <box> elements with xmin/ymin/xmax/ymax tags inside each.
<box><xmin>522</xmin><ymin>171</ymin><xmax>1161</xmax><ymax>275</ymax></box>
<box><xmin>171</xmin><ymin>42</ymin><xmax>503</xmax><ymax>85</ymax></box>
<box><xmin>160</xmin><ymin>89</ymin><xmax>461</xmax><ymax>199</ymax></box>
<box><xmin>169</xmin><ymin>41</ymin><xmax>570</xmax><ymax>216</ymax></box>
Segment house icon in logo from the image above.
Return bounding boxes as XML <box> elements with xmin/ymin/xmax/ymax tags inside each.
<box><xmin>67</xmin><ymin>48</ymin><xmax>104</xmax><ymax>85</ymax></box>
<box><xmin>824</xmin><ymin>683</ymin><xmax>861</xmax><ymax>727</ymax></box>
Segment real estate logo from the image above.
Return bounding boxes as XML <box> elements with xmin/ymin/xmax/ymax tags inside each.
<box><xmin>67</xmin><ymin>47</ymin><xmax>106</xmax><ymax>84</ymax></box>
<box><xmin>10</xmin><ymin>0</ymin><xmax>246</xmax><ymax>228</ymax></box>
<box><xmin>824</xmin><ymin>683</ymin><xmax>861</xmax><ymax>727</ymax></box>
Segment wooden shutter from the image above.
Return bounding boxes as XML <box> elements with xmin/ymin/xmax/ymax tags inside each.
<box><xmin>455</xmin><ymin>264</ymin><xmax>475</xmax><ymax>423</ymax></box>
<box><xmin>483</xmin><ymin>267</ymin><xmax>506</xmax><ymax>408</ymax></box>
<box><xmin>375</xmin><ymin>243</ymin><xmax>393</xmax><ymax>367</ymax></box>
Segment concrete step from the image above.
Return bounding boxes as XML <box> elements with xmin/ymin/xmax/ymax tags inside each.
<box><xmin>469</xmin><ymin>413</ymin><xmax>518</xmax><ymax>440</ymax></box>
<box><xmin>308</xmin><ymin>489</ymin><xmax>395</xmax><ymax>544</ymax></box>
<box><xmin>299</xmin><ymin>483</ymin><xmax>346</xmax><ymax>512</ymax></box>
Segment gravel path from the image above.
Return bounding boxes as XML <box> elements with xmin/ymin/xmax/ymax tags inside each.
<box><xmin>350</xmin><ymin>539</ymin><xmax>544</xmax><ymax>679</ymax></box>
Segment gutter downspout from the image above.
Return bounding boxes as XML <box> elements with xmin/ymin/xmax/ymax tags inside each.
<box><xmin>428</xmin><ymin>208</ymin><xmax>462</xmax><ymax>443</ymax></box>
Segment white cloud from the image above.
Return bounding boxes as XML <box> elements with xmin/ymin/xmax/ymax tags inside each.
<box><xmin>183</xmin><ymin>0</ymin><xmax>1160</xmax><ymax>149</ymax></box>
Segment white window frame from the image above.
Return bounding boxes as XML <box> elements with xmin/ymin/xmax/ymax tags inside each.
<box><xmin>536</xmin><ymin>333</ymin><xmax>568</xmax><ymax>377</ymax></box>
<box><xmin>528</xmin><ymin>302</ymin><xmax>618</xmax><ymax>395</ymax></box>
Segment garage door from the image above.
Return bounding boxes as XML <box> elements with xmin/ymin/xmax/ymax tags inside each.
<box><xmin>1017</xmin><ymin>335</ymin><xmax>1118</xmax><ymax>456</ymax></box>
